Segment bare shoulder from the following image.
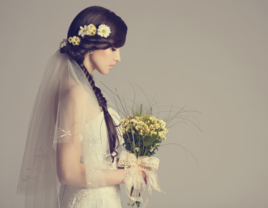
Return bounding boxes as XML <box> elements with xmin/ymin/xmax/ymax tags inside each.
<box><xmin>69</xmin><ymin>85</ymin><xmax>87</xmax><ymax>96</ymax></box>
<box><xmin>65</xmin><ymin>85</ymin><xmax>87</xmax><ymax>102</ymax></box>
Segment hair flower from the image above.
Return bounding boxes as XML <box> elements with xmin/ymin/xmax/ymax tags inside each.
<box><xmin>97</xmin><ymin>24</ymin><xmax>111</xmax><ymax>38</ymax></box>
<box><xmin>73</xmin><ymin>36</ymin><xmax>81</xmax><ymax>45</ymax></box>
<box><xmin>68</xmin><ymin>36</ymin><xmax>80</xmax><ymax>46</ymax></box>
<box><xmin>78</xmin><ymin>25</ymin><xmax>89</xmax><ymax>38</ymax></box>
<box><xmin>87</xmin><ymin>24</ymin><xmax>97</xmax><ymax>36</ymax></box>
<box><xmin>68</xmin><ymin>37</ymin><xmax>74</xmax><ymax>43</ymax></box>
<box><xmin>59</xmin><ymin>39</ymin><xmax>67</xmax><ymax>48</ymax></box>
<box><xmin>66</xmin><ymin>23</ymin><xmax>111</xmax><ymax>48</ymax></box>
<box><xmin>77</xmin><ymin>23</ymin><xmax>111</xmax><ymax>39</ymax></box>
<box><xmin>78</xmin><ymin>24</ymin><xmax>97</xmax><ymax>38</ymax></box>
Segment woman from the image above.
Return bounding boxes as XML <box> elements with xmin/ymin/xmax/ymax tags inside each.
<box><xmin>16</xmin><ymin>6</ymin><xmax>146</xmax><ymax>208</ymax></box>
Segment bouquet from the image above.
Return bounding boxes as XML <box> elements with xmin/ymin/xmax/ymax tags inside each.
<box><xmin>118</xmin><ymin>112</ymin><xmax>167</xmax><ymax>207</ymax></box>
<box><xmin>101</xmin><ymin>81</ymin><xmax>201</xmax><ymax>208</ymax></box>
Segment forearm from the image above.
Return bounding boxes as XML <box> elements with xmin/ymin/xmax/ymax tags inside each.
<box><xmin>62</xmin><ymin>163</ymin><xmax>125</xmax><ymax>187</ymax></box>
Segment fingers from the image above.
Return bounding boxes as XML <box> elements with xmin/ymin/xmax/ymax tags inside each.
<box><xmin>138</xmin><ymin>170</ymin><xmax>148</xmax><ymax>185</ymax></box>
<box><xmin>142</xmin><ymin>170</ymin><xmax>147</xmax><ymax>184</ymax></box>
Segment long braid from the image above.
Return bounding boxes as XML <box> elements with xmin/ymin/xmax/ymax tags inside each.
<box><xmin>79</xmin><ymin>63</ymin><xmax>120</xmax><ymax>162</ymax></box>
<box><xmin>59</xmin><ymin>5</ymin><xmax>127</xmax><ymax>164</ymax></box>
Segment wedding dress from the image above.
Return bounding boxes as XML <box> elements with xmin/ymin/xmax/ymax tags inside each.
<box><xmin>59</xmin><ymin>107</ymin><xmax>124</xmax><ymax>208</ymax></box>
<box><xmin>60</xmin><ymin>108</ymin><xmax>122</xmax><ymax>208</ymax></box>
<box><xmin>16</xmin><ymin>50</ymin><xmax>124</xmax><ymax>208</ymax></box>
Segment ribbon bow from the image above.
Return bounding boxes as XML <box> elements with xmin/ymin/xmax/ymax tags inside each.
<box><xmin>118</xmin><ymin>151</ymin><xmax>165</xmax><ymax>208</ymax></box>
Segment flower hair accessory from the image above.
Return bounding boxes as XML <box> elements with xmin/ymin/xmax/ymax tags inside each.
<box><xmin>68</xmin><ymin>36</ymin><xmax>81</xmax><ymax>46</ymax></box>
<box><xmin>59</xmin><ymin>39</ymin><xmax>68</xmax><ymax>48</ymax></box>
<box><xmin>79</xmin><ymin>24</ymin><xmax>97</xmax><ymax>38</ymax></box>
<box><xmin>62</xmin><ymin>24</ymin><xmax>111</xmax><ymax>47</ymax></box>
<box><xmin>78</xmin><ymin>23</ymin><xmax>111</xmax><ymax>39</ymax></box>
<box><xmin>97</xmin><ymin>24</ymin><xmax>111</xmax><ymax>38</ymax></box>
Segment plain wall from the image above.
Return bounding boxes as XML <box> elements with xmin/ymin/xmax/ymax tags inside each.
<box><xmin>0</xmin><ymin>0</ymin><xmax>267</xmax><ymax>207</ymax></box>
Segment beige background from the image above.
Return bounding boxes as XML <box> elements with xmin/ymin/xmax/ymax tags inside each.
<box><xmin>1</xmin><ymin>0</ymin><xmax>268</xmax><ymax>207</ymax></box>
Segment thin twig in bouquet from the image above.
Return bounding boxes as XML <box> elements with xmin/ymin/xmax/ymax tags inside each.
<box><xmin>100</xmin><ymin>80</ymin><xmax>202</xmax><ymax>208</ymax></box>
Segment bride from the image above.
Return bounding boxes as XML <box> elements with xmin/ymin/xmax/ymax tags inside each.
<box><xmin>16</xmin><ymin>6</ymin><xmax>146</xmax><ymax>208</ymax></box>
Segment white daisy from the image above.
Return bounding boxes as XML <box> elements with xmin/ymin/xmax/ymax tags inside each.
<box><xmin>59</xmin><ymin>39</ymin><xmax>67</xmax><ymax>48</ymax></box>
<box><xmin>68</xmin><ymin>36</ymin><xmax>81</xmax><ymax>46</ymax></box>
<box><xmin>68</xmin><ymin>37</ymin><xmax>74</xmax><ymax>44</ymax></box>
<box><xmin>158</xmin><ymin>132</ymin><xmax>164</xmax><ymax>137</ymax></box>
<box><xmin>78</xmin><ymin>25</ymin><xmax>89</xmax><ymax>38</ymax></box>
<box><xmin>87</xmin><ymin>24</ymin><xmax>97</xmax><ymax>36</ymax></box>
<box><xmin>97</xmin><ymin>24</ymin><xmax>111</xmax><ymax>38</ymax></box>
<box><xmin>73</xmin><ymin>36</ymin><xmax>81</xmax><ymax>45</ymax></box>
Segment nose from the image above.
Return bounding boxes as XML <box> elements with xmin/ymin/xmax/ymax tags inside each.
<box><xmin>115</xmin><ymin>50</ymin><xmax>121</xmax><ymax>63</ymax></box>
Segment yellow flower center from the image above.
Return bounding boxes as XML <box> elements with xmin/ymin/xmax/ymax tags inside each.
<box><xmin>83</xmin><ymin>29</ymin><xmax>87</xmax><ymax>32</ymax></box>
<box><xmin>102</xmin><ymin>29</ymin><xmax>106</xmax><ymax>33</ymax></box>
<box><xmin>68</xmin><ymin>37</ymin><xmax>73</xmax><ymax>43</ymax></box>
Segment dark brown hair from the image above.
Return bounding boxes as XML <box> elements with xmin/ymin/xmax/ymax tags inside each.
<box><xmin>60</xmin><ymin>6</ymin><xmax>127</xmax><ymax>162</ymax></box>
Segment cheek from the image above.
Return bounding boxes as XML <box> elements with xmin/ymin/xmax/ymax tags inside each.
<box><xmin>92</xmin><ymin>49</ymin><xmax>113</xmax><ymax>70</ymax></box>
<box><xmin>99</xmin><ymin>50</ymin><xmax>112</xmax><ymax>61</ymax></box>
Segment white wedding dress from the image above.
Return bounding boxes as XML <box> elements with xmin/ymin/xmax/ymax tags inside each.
<box><xmin>16</xmin><ymin>51</ymin><xmax>125</xmax><ymax>208</ymax></box>
<box><xmin>58</xmin><ymin>107</ymin><xmax>123</xmax><ymax>208</ymax></box>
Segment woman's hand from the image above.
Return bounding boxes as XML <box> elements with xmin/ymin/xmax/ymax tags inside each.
<box><xmin>120</xmin><ymin>168</ymin><xmax>147</xmax><ymax>185</ymax></box>
<box><xmin>140</xmin><ymin>170</ymin><xmax>147</xmax><ymax>185</ymax></box>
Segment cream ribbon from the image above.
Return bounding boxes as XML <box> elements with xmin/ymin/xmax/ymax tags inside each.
<box><xmin>118</xmin><ymin>151</ymin><xmax>165</xmax><ymax>208</ymax></box>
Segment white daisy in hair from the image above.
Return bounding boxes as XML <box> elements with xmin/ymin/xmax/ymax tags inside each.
<box><xmin>78</xmin><ymin>25</ymin><xmax>89</xmax><ymax>38</ymax></box>
<box><xmin>68</xmin><ymin>37</ymin><xmax>74</xmax><ymax>44</ymax></box>
<box><xmin>68</xmin><ymin>36</ymin><xmax>80</xmax><ymax>45</ymax></box>
<box><xmin>97</xmin><ymin>24</ymin><xmax>111</xmax><ymax>38</ymax></box>
<box><xmin>87</xmin><ymin>24</ymin><xmax>97</xmax><ymax>36</ymax></box>
<box><xmin>73</xmin><ymin>36</ymin><xmax>81</xmax><ymax>45</ymax></box>
<box><xmin>59</xmin><ymin>39</ymin><xmax>67</xmax><ymax>48</ymax></box>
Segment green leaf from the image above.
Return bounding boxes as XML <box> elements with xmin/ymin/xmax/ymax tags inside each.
<box><xmin>135</xmin><ymin>112</ymin><xmax>140</xmax><ymax>117</ymax></box>
<box><xmin>143</xmin><ymin>134</ymin><xmax>158</xmax><ymax>146</ymax></box>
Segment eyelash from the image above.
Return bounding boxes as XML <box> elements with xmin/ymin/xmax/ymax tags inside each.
<box><xmin>112</xmin><ymin>48</ymin><xmax>117</xmax><ymax>52</ymax></box>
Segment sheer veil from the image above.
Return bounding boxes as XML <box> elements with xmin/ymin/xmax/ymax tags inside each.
<box><xmin>16</xmin><ymin>50</ymin><xmax>123</xmax><ymax>208</ymax></box>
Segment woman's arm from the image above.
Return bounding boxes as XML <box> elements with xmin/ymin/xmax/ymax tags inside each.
<box><xmin>56</xmin><ymin>141</ymin><xmax>125</xmax><ymax>187</ymax></box>
<box><xmin>56</xmin><ymin>87</ymin><xmax>146</xmax><ymax>187</ymax></box>
<box><xmin>56</xmin><ymin>140</ymin><xmax>147</xmax><ymax>187</ymax></box>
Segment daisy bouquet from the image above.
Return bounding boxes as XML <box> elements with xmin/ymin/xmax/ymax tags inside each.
<box><xmin>118</xmin><ymin>112</ymin><xmax>167</xmax><ymax>208</ymax></box>
<box><xmin>100</xmin><ymin>81</ymin><xmax>201</xmax><ymax>208</ymax></box>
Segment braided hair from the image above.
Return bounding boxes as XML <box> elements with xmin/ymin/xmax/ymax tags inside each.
<box><xmin>60</xmin><ymin>6</ymin><xmax>127</xmax><ymax>162</ymax></box>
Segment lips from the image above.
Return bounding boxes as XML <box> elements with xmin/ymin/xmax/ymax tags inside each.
<box><xmin>109</xmin><ymin>64</ymin><xmax>115</xmax><ymax>70</ymax></box>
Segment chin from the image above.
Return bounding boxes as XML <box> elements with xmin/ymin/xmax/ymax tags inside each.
<box><xmin>96</xmin><ymin>68</ymin><xmax>110</xmax><ymax>75</ymax></box>
<box><xmin>100</xmin><ymin>71</ymin><xmax>110</xmax><ymax>75</ymax></box>
<box><xmin>104</xmin><ymin>70</ymin><xmax>110</xmax><ymax>75</ymax></box>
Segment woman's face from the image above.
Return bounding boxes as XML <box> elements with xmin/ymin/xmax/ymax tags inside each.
<box><xmin>88</xmin><ymin>47</ymin><xmax>122</xmax><ymax>75</ymax></box>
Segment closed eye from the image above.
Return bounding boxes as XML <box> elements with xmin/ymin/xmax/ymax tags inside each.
<box><xmin>111</xmin><ymin>47</ymin><xmax>117</xmax><ymax>52</ymax></box>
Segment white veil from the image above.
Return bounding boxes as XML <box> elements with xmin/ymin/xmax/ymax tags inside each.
<box><xmin>16</xmin><ymin>50</ymin><xmax>123</xmax><ymax>208</ymax></box>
